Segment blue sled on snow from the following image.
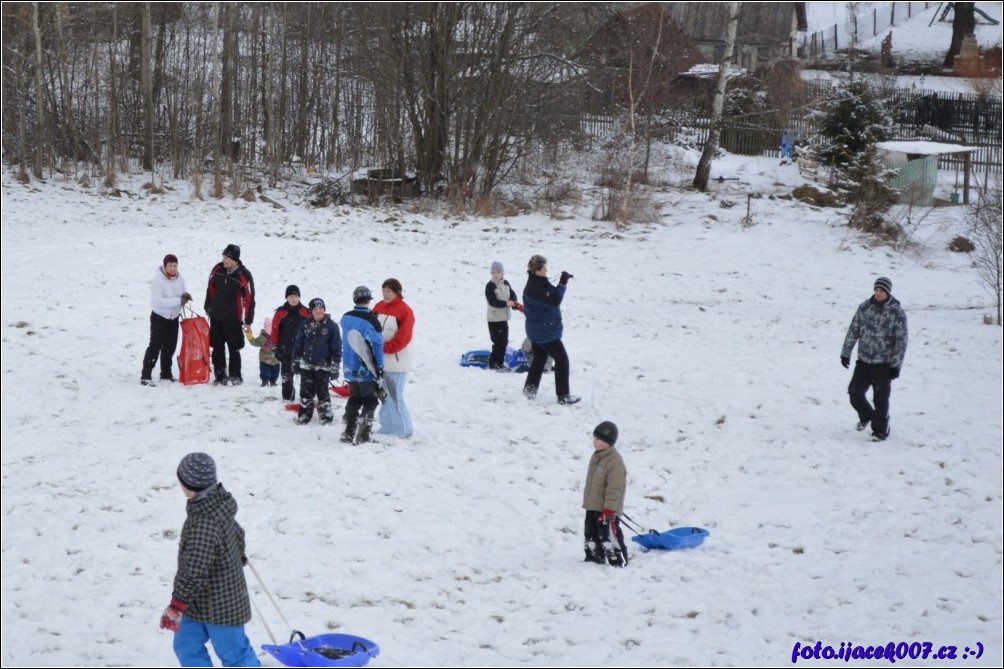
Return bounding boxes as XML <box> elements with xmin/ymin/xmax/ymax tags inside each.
<box><xmin>460</xmin><ymin>346</ymin><xmax>529</xmax><ymax>372</ymax></box>
<box><xmin>631</xmin><ymin>527</ymin><xmax>710</xmax><ymax>551</ymax></box>
<box><xmin>262</xmin><ymin>631</ymin><xmax>380</xmax><ymax>668</ymax></box>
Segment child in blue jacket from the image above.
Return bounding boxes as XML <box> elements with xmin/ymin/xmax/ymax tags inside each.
<box><xmin>340</xmin><ymin>286</ymin><xmax>384</xmax><ymax>444</ymax></box>
<box><xmin>292</xmin><ymin>298</ymin><xmax>341</xmax><ymax>425</ymax></box>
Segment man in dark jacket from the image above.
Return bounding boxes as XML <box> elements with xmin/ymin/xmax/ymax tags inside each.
<box><xmin>292</xmin><ymin>297</ymin><xmax>342</xmax><ymax>425</ymax></box>
<box><xmin>841</xmin><ymin>276</ymin><xmax>908</xmax><ymax>442</ymax></box>
<box><xmin>271</xmin><ymin>285</ymin><xmax>311</xmax><ymax>401</ymax></box>
<box><xmin>204</xmin><ymin>244</ymin><xmax>255</xmax><ymax>385</ymax></box>
<box><xmin>522</xmin><ymin>254</ymin><xmax>580</xmax><ymax>405</ymax></box>
<box><xmin>159</xmin><ymin>452</ymin><xmax>259</xmax><ymax>667</ymax></box>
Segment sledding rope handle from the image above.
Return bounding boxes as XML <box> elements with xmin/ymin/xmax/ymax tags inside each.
<box><xmin>248</xmin><ymin>559</ymin><xmax>296</xmax><ymax>637</ymax></box>
<box><xmin>249</xmin><ymin>592</ymin><xmax>278</xmax><ymax>646</ymax></box>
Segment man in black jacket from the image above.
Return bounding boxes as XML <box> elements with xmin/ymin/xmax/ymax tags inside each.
<box><xmin>204</xmin><ymin>244</ymin><xmax>255</xmax><ymax>385</ymax></box>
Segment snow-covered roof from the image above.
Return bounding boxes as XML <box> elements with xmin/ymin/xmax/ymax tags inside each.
<box><xmin>679</xmin><ymin>63</ymin><xmax>748</xmax><ymax>80</ymax></box>
<box><xmin>876</xmin><ymin>140</ymin><xmax>978</xmax><ymax>155</ymax></box>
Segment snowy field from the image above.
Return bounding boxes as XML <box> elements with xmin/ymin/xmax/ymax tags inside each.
<box><xmin>1</xmin><ymin>149</ymin><xmax>1002</xmax><ymax>667</ymax></box>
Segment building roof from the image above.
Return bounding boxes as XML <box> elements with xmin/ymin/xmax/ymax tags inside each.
<box><xmin>663</xmin><ymin>3</ymin><xmax>805</xmax><ymax>46</ymax></box>
<box><xmin>876</xmin><ymin>140</ymin><xmax>978</xmax><ymax>155</ymax></box>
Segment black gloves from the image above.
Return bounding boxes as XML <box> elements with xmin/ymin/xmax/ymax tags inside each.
<box><xmin>292</xmin><ymin>361</ymin><xmax>301</xmax><ymax>375</ymax></box>
<box><xmin>375</xmin><ymin>367</ymin><xmax>384</xmax><ymax>380</ymax></box>
<box><xmin>889</xmin><ymin>367</ymin><xmax>900</xmax><ymax>380</ymax></box>
<box><xmin>559</xmin><ymin>271</ymin><xmax>573</xmax><ymax>286</ymax></box>
<box><xmin>331</xmin><ymin>364</ymin><xmax>340</xmax><ymax>381</ymax></box>
<box><xmin>841</xmin><ymin>356</ymin><xmax>850</xmax><ymax>369</ymax></box>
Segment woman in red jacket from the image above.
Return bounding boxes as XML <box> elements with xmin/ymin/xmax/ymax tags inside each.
<box><xmin>372</xmin><ymin>278</ymin><xmax>415</xmax><ymax>437</ymax></box>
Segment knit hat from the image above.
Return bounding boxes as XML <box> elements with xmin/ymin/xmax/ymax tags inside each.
<box><xmin>874</xmin><ymin>276</ymin><xmax>892</xmax><ymax>294</ymax></box>
<box><xmin>285</xmin><ymin>284</ymin><xmax>301</xmax><ymax>298</ymax></box>
<box><xmin>353</xmin><ymin>286</ymin><xmax>372</xmax><ymax>303</ymax></box>
<box><xmin>163</xmin><ymin>254</ymin><xmax>178</xmax><ymax>266</ymax></box>
<box><xmin>177</xmin><ymin>452</ymin><xmax>217</xmax><ymax>492</ymax></box>
<box><xmin>309</xmin><ymin>297</ymin><xmax>326</xmax><ymax>311</ymax></box>
<box><xmin>593</xmin><ymin>421</ymin><xmax>619</xmax><ymax>446</ymax></box>
<box><xmin>491</xmin><ymin>261</ymin><xmax>504</xmax><ymax>273</ymax></box>
<box><xmin>222</xmin><ymin>244</ymin><xmax>241</xmax><ymax>262</ymax></box>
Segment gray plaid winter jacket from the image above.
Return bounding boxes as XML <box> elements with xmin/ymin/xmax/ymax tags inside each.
<box><xmin>172</xmin><ymin>484</ymin><xmax>252</xmax><ymax>626</ymax></box>
<box><xmin>841</xmin><ymin>295</ymin><xmax>908</xmax><ymax>369</ymax></box>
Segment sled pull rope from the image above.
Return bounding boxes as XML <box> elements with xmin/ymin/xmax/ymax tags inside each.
<box><xmin>248</xmin><ymin>559</ymin><xmax>295</xmax><ymax>638</ymax></box>
<box><xmin>618</xmin><ymin>513</ymin><xmax>651</xmax><ymax>536</ymax></box>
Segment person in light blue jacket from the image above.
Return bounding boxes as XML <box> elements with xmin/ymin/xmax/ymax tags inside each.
<box><xmin>340</xmin><ymin>286</ymin><xmax>384</xmax><ymax>444</ymax></box>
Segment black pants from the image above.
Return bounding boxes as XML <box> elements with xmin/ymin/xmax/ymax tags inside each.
<box><xmin>298</xmin><ymin>368</ymin><xmax>332</xmax><ymax>423</ymax></box>
<box><xmin>583</xmin><ymin>510</ymin><xmax>629</xmax><ymax>566</ymax></box>
<box><xmin>488</xmin><ymin>321</ymin><xmax>509</xmax><ymax>369</ymax></box>
<box><xmin>344</xmin><ymin>381</ymin><xmax>379</xmax><ymax>430</ymax></box>
<box><xmin>524</xmin><ymin>339</ymin><xmax>570</xmax><ymax>397</ymax></box>
<box><xmin>209</xmin><ymin>319</ymin><xmax>245</xmax><ymax>382</ymax></box>
<box><xmin>848</xmin><ymin>361</ymin><xmax>892</xmax><ymax>436</ymax></box>
<box><xmin>141</xmin><ymin>312</ymin><xmax>180</xmax><ymax>380</ymax></box>
<box><xmin>278</xmin><ymin>353</ymin><xmax>296</xmax><ymax>400</ymax></box>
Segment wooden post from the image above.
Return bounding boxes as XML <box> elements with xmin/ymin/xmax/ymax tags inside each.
<box><xmin>963</xmin><ymin>151</ymin><xmax>971</xmax><ymax>204</ymax></box>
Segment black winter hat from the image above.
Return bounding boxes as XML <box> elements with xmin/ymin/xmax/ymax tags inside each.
<box><xmin>177</xmin><ymin>452</ymin><xmax>217</xmax><ymax>492</ymax></box>
<box><xmin>285</xmin><ymin>284</ymin><xmax>301</xmax><ymax>298</ymax></box>
<box><xmin>353</xmin><ymin>286</ymin><xmax>372</xmax><ymax>303</ymax></box>
<box><xmin>222</xmin><ymin>244</ymin><xmax>241</xmax><ymax>262</ymax></box>
<box><xmin>874</xmin><ymin>276</ymin><xmax>892</xmax><ymax>294</ymax></box>
<box><xmin>309</xmin><ymin>297</ymin><xmax>326</xmax><ymax>311</ymax></box>
<box><xmin>593</xmin><ymin>421</ymin><xmax>618</xmax><ymax>446</ymax></box>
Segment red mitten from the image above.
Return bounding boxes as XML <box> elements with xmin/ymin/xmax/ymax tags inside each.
<box><xmin>159</xmin><ymin>596</ymin><xmax>187</xmax><ymax>632</ymax></box>
<box><xmin>513</xmin><ymin>302</ymin><xmax>524</xmax><ymax>312</ymax></box>
<box><xmin>599</xmin><ymin>508</ymin><xmax>616</xmax><ymax>523</ymax></box>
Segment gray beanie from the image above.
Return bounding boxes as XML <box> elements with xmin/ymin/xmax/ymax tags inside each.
<box><xmin>491</xmin><ymin>261</ymin><xmax>504</xmax><ymax>273</ymax></box>
<box><xmin>177</xmin><ymin>452</ymin><xmax>217</xmax><ymax>492</ymax></box>
<box><xmin>874</xmin><ymin>276</ymin><xmax>892</xmax><ymax>294</ymax></box>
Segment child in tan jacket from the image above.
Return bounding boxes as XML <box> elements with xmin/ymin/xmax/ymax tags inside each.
<box><xmin>582</xmin><ymin>421</ymin><xmax>628</xmax><ymax>567</ymax></box>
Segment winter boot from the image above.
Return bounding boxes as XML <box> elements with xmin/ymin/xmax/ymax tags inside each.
<box><xmin>583</xmin><ymin>541</ymin><xmax>606</xmax><ymax>565</ymax></box>
<box><xmin>341</xmin><ymin>415</ymin><xmax>358</xmax><ymax>443</ymax></box>
<box><xmin>318</xmin><ymin>401</ymin><xmax>334</xmax><ymax>426</ymax></box>
<box><xmin>141</xmin><ymin>378</ymin><xmax>156</xmax><ymax>387</ymax></box>
<box><xmin>295</xmin><ymin>404</ymin><xmax>313</xmax><ymax>425</ymax></box>
<box><xmin>356</xmin><ymin>415</ymin><xmax>375</xmax><ymax>443</ymax></box>
<box><xmin>523</xmin><ymin>385</ymin><xmax>537</xmax><ymax>400</ymax></box>
<box><xmin>558</xmin><ymin>394</ymin><xmax>581</xmax><ymax>405</ymax></box>
<box><xmin>603</xmin><ymin>542</ymin><xmax>626</xmax><ymax>567</ymax></box>
<box><xmin>856</xmin><ymin>418</ymin><xmax>870</xmax><ymax>431</ymax></box>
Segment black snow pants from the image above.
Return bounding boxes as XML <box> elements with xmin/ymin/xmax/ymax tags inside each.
<box><xmin>848</xmin><ymin>361</ymin><xmax>892</xmax><ymax>437</ymax></box>
<box><xmin>141</xmin><ymin>312</ymin><xmax>180</xmax><ymax>380</ymax></box>
<box><xmin>583</xmin><ymin>510</ymin><xmax>629</xmax><ymax>567</ymax></box>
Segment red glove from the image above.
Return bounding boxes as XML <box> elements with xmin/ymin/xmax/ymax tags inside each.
<box><xmin>599</xmin><ymin>508</ymin><xmax>616</xmax><ymax>523</ymax></box>
<box><xmin>159</xmin><ymin>596</ymin><xmax>187</xmax><ymax>632</ymax></box>
<box><xmin>513</xmin><ymin>302</ymin><xmax>524</xmax><ymax>312</ymax></box>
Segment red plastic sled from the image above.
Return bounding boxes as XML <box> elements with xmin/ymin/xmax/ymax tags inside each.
<box><xmin>178</xmin><ymin>307</ymin><xmax>211</xmax><ymax>385</ymax></box>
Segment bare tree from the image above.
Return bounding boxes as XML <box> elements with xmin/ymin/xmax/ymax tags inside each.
<box><xmin>944</xmin><ymin>2</ymin><xmax>976</xmax><ymax>69</ymax></box>
<box><xmin>970</xmin><ymin>174</ymin><xmax>1003</xmax><ymax>325</ymax></box>
<box><xmin>693</xmin><ymin>1</ymin><xmax>739</xmax><ymax>192</ymax></box>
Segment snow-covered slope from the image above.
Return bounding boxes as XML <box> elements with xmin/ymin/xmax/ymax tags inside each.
<box><xmin>1</xmin><ymin>154</ymin><xmax>1001</xmax><ymax>666</ymax></box>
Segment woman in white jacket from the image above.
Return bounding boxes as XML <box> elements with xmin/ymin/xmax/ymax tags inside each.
<box><xmin>372</xmin><ymin>278</ymin><xmax>415</xmax><ymax>437</ymax></box>
<box><xmin>141</xmin><ymin>254</ymin><xmax>192</xmax><ymax>385</ymax></box>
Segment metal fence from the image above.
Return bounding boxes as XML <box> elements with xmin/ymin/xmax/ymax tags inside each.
<box><xmin>799</xmin><ymin>2</ymin><xmax>937</xmax><ymax>58</ymax></box>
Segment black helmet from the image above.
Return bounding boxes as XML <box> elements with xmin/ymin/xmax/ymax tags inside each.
<box><xmin>308</xmin><ymin>297</ymin><xmax>326</xmax><ymax>311</ymax></box>
<box><xmin>222</xmin><ymin>244</ymin><xmax>241</xmax><ymax>262</ymax></box>
<box><xmin>593</xmin><ymin>421</ymin><xmax>618</xmax><ymax>446</ymax></box>
<box><xmin>353</xmin><ymin>286</ymin><xmax>372</xmax><ymax>303</ymax></box>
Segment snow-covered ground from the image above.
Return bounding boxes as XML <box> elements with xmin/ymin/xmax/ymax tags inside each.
<box><xmin>1</xmin><ymin>148</ymin><xmax>1001</xmax><ymax>666</ymax></box>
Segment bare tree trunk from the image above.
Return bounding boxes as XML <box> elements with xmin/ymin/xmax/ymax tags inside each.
<box><xmin>944</xmin><ymin>2</ymin><xmax>976</xmax><ymax>68</ymax></box>
<box><xmin>210</xmin><ymin>2</ymin><xmax>223</xmax><ymax>197</ymax></box>
<box><xmin>694</xmin><ymin>1</ymin><xmax>740</xmax><ymax>192</ymax></box>
<box><xmin>141</xmin><ymin>2</ymin><xmax>154</xmax><ymax>174</ymax></box>
<box><xmin>31</xmin><ymin>2</ymin><xmax>45</xmax><ymax>178</ymax></box>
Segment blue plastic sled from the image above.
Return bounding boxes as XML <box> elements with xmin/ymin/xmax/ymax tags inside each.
<box><xmin>262</xmin><ymin>631</ymin><xmax>380</xmax><ymax>668</ymax></box>
<box><xmin>460</xmin><ymin>346</ymin><xmax>529</xmax><ymax>372</ymax></box>
<box><xmin>631</xmin><ymin>527</ymin><xmax>710</xmax><ymax>551</ymax></box>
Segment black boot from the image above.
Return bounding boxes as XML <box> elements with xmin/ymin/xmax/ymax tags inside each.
<box><xmin>295</xmin><ymin>403</ymin><xmax>313</xmax><ymax>425</ymax></box>
<box><xmin>583</xmin><ymin>541</ymin><xmax>605</xmax><ymax>564</ymax></box>
<box><xmin>356</xmin><ymin>415</ymin><xmax>374</xmax><ymax>443</ymax></box>
<box><xmin>341</xmin><ymin>415</ymin><xmax>358</xmax><ymax>443</ymax></box>
<box><xmin>318</xmin><ymin>401</ymin><xmax>334</xmax><ymax>425</ymax></box>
